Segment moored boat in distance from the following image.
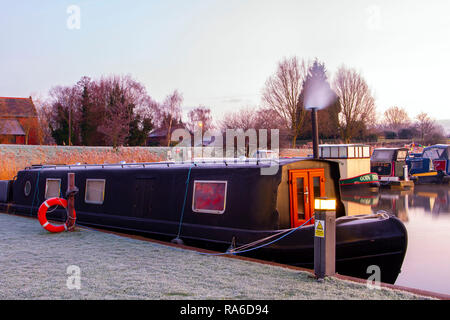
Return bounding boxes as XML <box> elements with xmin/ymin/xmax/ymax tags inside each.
<box><xmin>0</xmin><ymin>156</ymin><xmax>407</xmax><ymax>284</ymax></box>
<box><xmin>407</xmin><ymin>144</ymin><xmax>450</xmax><ymax>184</ymax></box>
<box><xmin>319</xmin><ymin>144</ymin><xmax>380</xmax><ymax>190</ymax></box>
<box><xmin>339</xmin><ymin>172</ymin><xmax>379</xmax><ymax>188</ymax></box>
<box><xmin>371</xmin><ymin>147</ymin><xmax>414</xmax><ymax>189</ymax></box>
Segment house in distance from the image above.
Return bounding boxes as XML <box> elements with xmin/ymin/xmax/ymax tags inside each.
<box><xmin>0</xmin><ymin>97</ymin><xmax>40</xmax><ymax>145</ymax></box>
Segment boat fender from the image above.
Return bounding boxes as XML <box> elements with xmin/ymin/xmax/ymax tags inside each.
<box><xmin>38</xmin><ymin>197</ymin><xmax>76</xmax><ymax>233</ymax></box>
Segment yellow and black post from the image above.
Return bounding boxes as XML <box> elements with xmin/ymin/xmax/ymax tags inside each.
<box><xmin>314</xmin><ymin>197</ymin><xmax>336</xmax><ymax>281</ymax></box>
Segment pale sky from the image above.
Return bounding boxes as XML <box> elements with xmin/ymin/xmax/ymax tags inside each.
<box><xmin>1</xmin><ymin>0</ymin><xmax>450</xmax><ymax>124</ymax></box>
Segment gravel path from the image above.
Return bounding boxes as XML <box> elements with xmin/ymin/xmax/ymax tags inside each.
<box><xmin>0</xmin><ymin>213</ymin><xmax>430</xmax><ymax>300</ymax></box>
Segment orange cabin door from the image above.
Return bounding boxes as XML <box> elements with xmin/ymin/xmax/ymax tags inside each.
<box><xmin>289</xmin><ymin>169</ymin><xmax>325</xmax><ymax>227</ymax></box>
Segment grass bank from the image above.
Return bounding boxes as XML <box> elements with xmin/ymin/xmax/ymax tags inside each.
<box><xmin>0</xmin><ymin>213</ymin><xmax>432</xmax><ymax>300</ymax></box>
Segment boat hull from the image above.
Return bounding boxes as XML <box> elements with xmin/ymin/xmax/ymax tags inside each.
<box><xmin>339</xmin><ymin>173</ymin><xmax>380</xmax><ymax>190</ymax></box>
<box><xmin>411</xmin><ymin>171</ymin><xmax>450</xmax><ymax>184</ymax></box>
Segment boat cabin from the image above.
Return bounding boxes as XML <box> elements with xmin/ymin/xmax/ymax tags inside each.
<box><xmin>408</xmin><ymin>144</ymin><xmax>450</xmax><ymax>174</ymax></box>
<box><xmin>3</xmin><ymin>158</ymin><xmax>345</xmax><ymax>235</ymax></box>
<box><xmin>407</xmin><ymin>144</ymin><xmax>450</xmax><ymax>183</ymax></box>
<box><xmin>319</xmin><ymin>144</ymin><xmax>377</xmax><ymax>215</ymax></box>
<box><xmin>370</xmin><ymin>148</ymin><xmax>409</xmax><ymax>182</ymax></box>
<box><xmin>319</xmin><ymin>144</ymin><xmax>372</xmax><ymax>180</ymax></box>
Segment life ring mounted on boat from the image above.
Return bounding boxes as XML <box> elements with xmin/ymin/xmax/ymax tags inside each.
<box><xmin>38</xmin><ymin>197</ymin><xmax>76</xmax><ymax>233</ymax></box>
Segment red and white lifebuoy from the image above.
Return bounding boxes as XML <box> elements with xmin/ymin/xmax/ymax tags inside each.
<box><xmin>38</xmin><ymin>197</ymin><xmax>76</xmax><ymax>233</ymax></box>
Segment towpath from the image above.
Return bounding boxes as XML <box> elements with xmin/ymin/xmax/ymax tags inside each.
<box><xmin>0</xmin><ymin>213</ymin><xmax>437</xmax><ymax>300</ymax></box>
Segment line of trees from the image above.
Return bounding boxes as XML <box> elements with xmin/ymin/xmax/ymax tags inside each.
<box><xmin>36</xmin><ymin>75</ymin><xmax>215</xmax><ymax>148</ymax></box>
<box><xmin>221</xmin><ymin>57</ymin><xmax>377</xmax><ymax>147</ymax></box>
<box><xmin>37</xmin><ymin>75</ymin><xmax>156</xmax><ymax>147</ymax></box>
<box><xmin>34</xmin><ymin>58</ymin><xmax>446</xmax><ymax>148</ymax></box>
<box><xmin>222</xmin><ymin>56</ymin><xmax>446</xmax><ymax>147</ymax></box>
<box><xmin>379</xmin><ymin>107</ymin><xmax>445</xmax><ymax>145</ymax></box>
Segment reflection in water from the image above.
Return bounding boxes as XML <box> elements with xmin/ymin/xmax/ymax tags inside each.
<box><xmin>342</xmin><ymin>185</ymin><xmax>450</xmax><ymax>295</ymax></box>
<box><xmin>374</xmin><ymin>189</ymin><xmax>412</xmax><ymax>223</ymax></box>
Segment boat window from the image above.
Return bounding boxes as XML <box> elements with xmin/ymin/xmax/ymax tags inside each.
<box><xmin>321</xmin><ymin>147</ymin><xmax>331</xmax><ymax>158</ymax></box>
<box><xmin>85</xmin><ymin>179</ymin><xmax>106</xmax><ymax>204</ymax></box>
<box><xmin>330</xmin><ymin>147</ymin><xmax>339</xmax><ymax>158</ymax></box>
<box><xmin>371</xmin><ymin>150</ymin><xmax>394</xmax><ymax>161</ymax></box>
<box><xmin>312</xmin><ymin>176</ymin><xmax>321</xmax><ymax>204</ymax></box>
<box><xmin>24</xmin><ymin>180</ymin><xmax>32</xmax><ymax>197</ymax></box>
<box><xmin>423</xmin><ymin>148</ymin><xmax>444</xmax><ymax>160</ymax></box>
<box><xmin>296</xmin><ymin>177</ymin><xmax>306</xmax><ymax>221</ymax></box>
<box><xmin>45</xmin><ymin>179</ymin><xmax>61</xmax><ymax>199</ymax></box>
<box><xmin>338</xmin><ymin>146</ymin><xmax>347</xmax><ymax>158</ymax></box>
<box><xmin>363</xmin><ymin>147</ymin><xmax>370</xmax><ymax>158</ymax></box>
<box><xmin>410</xmin><ymin>160</ymin><xmax>423</xmax><ymax>170</ymax></box>
<box><xmin>347</xmin><ymin>146</ymin><xmax>355</xmax><ymax>158</ymax></box>
<box><xmin>192</xmin><ymin>180</ymin><xmax>227</xmax><ymax>214</ymax></box>
<box><xmin>396</xmin><ymin>150</ymin><xmax>407</xmax><ymax>161</ymax></box>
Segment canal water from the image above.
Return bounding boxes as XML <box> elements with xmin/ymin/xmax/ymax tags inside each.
<box><xmin>342</xmin><ymin>184</ymin><xmax>450</xmax><ymax>295</ymax></box>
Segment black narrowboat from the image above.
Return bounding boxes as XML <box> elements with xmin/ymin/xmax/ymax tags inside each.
<box><xmin>0</xmin><ymin>158</ymin><xmax>407</xmax><ymax>284</ymax></box>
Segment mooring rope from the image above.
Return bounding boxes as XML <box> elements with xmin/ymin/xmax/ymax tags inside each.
<box><xmin>174</xmin><ymin>165</ymin><xmax>194</xmax><ymax>240</ymax></box>
<box><xmin>197</xmin><ymin>216</ymin><xmax>314</xmax><ymax>256</ymax></box>
<box><xmin>229</xmin><ymin>228</ymin><xmax>297</xmax><ymax>252</ymax></box>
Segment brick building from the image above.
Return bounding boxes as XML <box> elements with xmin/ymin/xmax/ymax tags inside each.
<box><xmin>0</xmin><ymin>97</ymin><xmax>40</xmax><ymax>144</ymax></box>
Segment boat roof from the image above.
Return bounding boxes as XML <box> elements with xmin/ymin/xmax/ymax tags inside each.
<box><xmin>423</xmin><ymin>144</ymin><xmax>449</xmax><ymax>149</ymax></box>
<box><xmin>319</xmin><ymin>144</ymin><xmax>369</xmax><ymax>147</ymax></box>
<box><xmin>372</xmin><ymin>147</ymin><xmax>409</xmax><ymax>151</ymax></box>
<box><xmin>24</xmin><ymin>157</ymin><xmax>318</xmax><ymax>171</ymax></box>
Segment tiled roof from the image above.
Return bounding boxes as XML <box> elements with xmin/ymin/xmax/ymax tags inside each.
<box><xmin>0</xmin><ymin>97</ymin><xmax>38</xmax><ymax>118</ymax></box>
<box><xmin>0</xmin><ymin>119</ymin><xmax>25</xmax><ymax>135</ymax></box>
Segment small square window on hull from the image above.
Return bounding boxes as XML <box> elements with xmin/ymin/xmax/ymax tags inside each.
<box><xmin>85</xmin><ymin>179</ymin><xmax>105</xmax><ymax>204</ymax></box>
<box><xmin>45</xmin><ymin>179</ymin><xmax>61</xmax><ymax>199</ymax></box>
<box><xmin>192</xmin><ymin>180</ymin><xmax>227</xmax><ymax>214</ymax></box>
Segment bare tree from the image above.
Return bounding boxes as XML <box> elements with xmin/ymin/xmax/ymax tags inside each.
<box><xmin>187</xmin><ymin>106</ymin><xmax>213</xmax><ymax>136</ymax></box>
<box><xmin>332</xmin><ymin>66</ymin><xmax>376</xmax><ymax>142</ymax></box>
<box><xmin>262</xmin><ymin>57</ymin><xmax>310</xmax><ymax>147</ymax></box>
<box><xmin>254</xmin><ymin>107</ymin><xmax>291</xmax><ymax>148</ymax></box>
<box><xmin>48</xmin><ymin>85</ymin><xmax>81</xmax><ymax>145</ymax></box>
<box><xmin>220</xmin><ymin>107</ymin><xmax>260</xmax><ymax>132</ymax></box>
<box><xmin>30</xmin><ymin>94</ymin><xmax>55</xmax><ymax>145</ymax></box>
<box><xmin>415</xmin><ymin>112</ymin><xmax>432</xmax><ymax>142</ymax></box>
<box><xmin>219</xmin><ymin>106</ymin><xmax>290</xmax><ymax>152</ymax></box>
<box><xmin>160</xmin><ymin>90</ymin><xmax>183</xmax><ymax>146</ymax></box>
<box><xmin>254</xmin><ymin>107</ymin><xmax>285</xmax><ymax>131</ymax></box>
<box><xmin>383</xmin><ymin>106</ymin><xmax>410</xmax><ymax>132</ymax></box>
<box><xmin>219</xmin><ymin>107</ymin><xmax>260</xmax><ymax>157</ymax></box>
<box><xmin>414</xmin><ymin>112</ymin><xmax>444</xmax><ymax>144</ymax></box>
<box><xmin>97</xmin><ymin>84</ymin><xmax>130</xmax><ymax>148</ymax></box>
<box><xmin>98</xmin><ymin>105</ymin><xmax>130</xmax><ymax>148</ymax></box>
